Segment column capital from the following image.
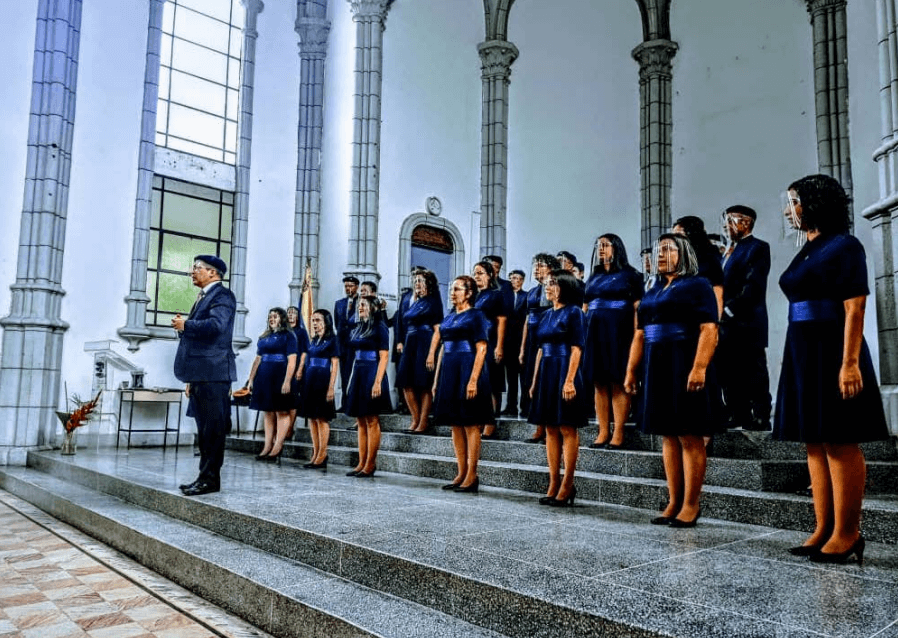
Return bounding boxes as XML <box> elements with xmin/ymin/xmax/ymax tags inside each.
<box><xmin>296</xmin><ymin>16</ymin><xmax>331</xmax><ymax>55</ymax></box>
<box><xmin>348</xmin><ymin>0</ymin><xmax>393</xmax><ymax>22</ymax></box>
<box><xmin>805</xmin><ymin>0</ymin><xmax>846</xmax><ymax>18</ymax></box>
<box><xmin>239</xmin><ymin>0</ymin><xmax>264</xmax><ymax>32</ymax></box>
<box><xmin>478</xmin><ymin>40</ymin><xmax>519</xmax><ymax>79</ymax></box>
<box><xmin>632</xmin><ymin>39</ymin><xmax>678</xmax><ymax>80</ymax></box>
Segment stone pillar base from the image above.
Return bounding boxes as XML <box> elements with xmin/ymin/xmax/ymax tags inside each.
<box><xmin>880</xmin><ymin>384</ymin><xmax>898</xmax><ymax>439</ymax></box>
<box><xmin>0</xmin><ymin>445</ymin><xmax>42</xmax><ymax>466</ymax></box>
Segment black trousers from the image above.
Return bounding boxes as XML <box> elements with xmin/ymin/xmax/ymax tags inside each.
<box><xmin>504</xmin><ymin>356</ymin><xmax>522</xmax><ymax>411</ymax></box>
<box><xmin>717</xmin><ymin>329</ymin><xmax>771</xmax><ymax>428</ymax></box>
<box><xmin>190</xmin><ymin>381</ymin><xmax>231</xmax><ymax>485</ymax></box>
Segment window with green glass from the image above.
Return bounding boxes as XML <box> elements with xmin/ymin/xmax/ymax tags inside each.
<box><xmin>146</xmin><ymin>175</ymin><xmax>233</xmax><ymax>326</ymax></box>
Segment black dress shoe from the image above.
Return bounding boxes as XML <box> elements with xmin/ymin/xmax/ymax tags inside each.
<box><xmin>441</xmin><ymin>482</ymin><xmax>461</xmax><ymax>490</ymax></box>
<box><xmin>587</xmin><ymin>442</ymin><xmax>607</xmax><ymax>449</ymax></box>
<box><xmin>788</xmin><ymin>544</ymin><xmax>822</xmax><ymax>556</ymax></box>
<box><xmin>346</xmin><ymin>469</ymin><xmax>360</xmax><ymax>476</ymax></box>
<box><xmin>650</xmin><ymin>516</ymin><xmax>673</xmax><ymax>526</ymax></box>
<box><xmin>453</xmin><ymin>477</ymin><xmax>479</xmax><ymax>493</ymax></box>
<box><xmin>178</xmin><ymin>480</ymin><xmax>198</xmax><ymax>491</ymax></box>
<box><xmin>605</xmin><ymin>443</ymin><xmax>624</xmax><ymax>451</ymax></box>
<box><xmin>181</xmin><ymin>482</ymin><xmax>220</xmax><ymax>496</ymax></box>
<box><xmin>809</xmin><ymin>537</ymin><xmax>865</xmax><ymax>565</ymax></box>
<box><xmin>538</xmin><ymin>495</ymin><xmax>556</xmax><ymax>505</ymax></box>
<box><xmin>669</xmin><ymin>509</ymin><xmax>701</xmax><ymax>528</ymax></box>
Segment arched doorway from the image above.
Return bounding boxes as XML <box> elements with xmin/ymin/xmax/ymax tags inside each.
<box><xmin>397</xmin><ymin>212</ymin><xmax>466</xmax><ymax>304</ymax></box>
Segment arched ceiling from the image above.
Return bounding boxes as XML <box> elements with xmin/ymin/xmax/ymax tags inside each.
<box><xmin>482</xmin><ymin>0</ymin><xmax>515</xmax><ymax>41</ymax></box>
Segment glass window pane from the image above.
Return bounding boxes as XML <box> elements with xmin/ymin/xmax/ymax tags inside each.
<box><xmin>160</xmin><ymin>33</ymin><xmax>173</xmax><ymax>66</ymax></box>
<box><xmin>147</xmin><ymin>271</ymin><xmax>157</xmax><ymax>309</ymax></box>
<box><xmin>156</xmin><ymin>312</ymin><xmax>178</xmax><ymax>326</ymax></box>
<box><xmin>167</xmin><ymin>137</ymin><xmax>222</xmax><ymax>162</ymax></box>
<box><xmin>165</xmin><ymin>179</ymin><xmax>220</xmax><ymax>201</ymax></box>
<box><xmin>229</xmin><ymin>27</ymin><xmax>242</xmax><ymax>58</ymax></box>
<box><xmin>160</xmin><ymin>233</ymin><xmax>217</xmax><ymax>272</ymax></box>
<box><xmin>174</xmin><ymin>7</ymin><xmax>230</xmax><ymax>52</ymax></box>
<box><xmin>161</xmin><ymin>193</ymin><xmax>220</xmax><ymax>236</ymax></box>
<box><xmin>222</xmin><ymin>192</ymin><xmax>233</xmax><ymax>205</ymax></box>
<box><xmin>156</xmin><ymin>101</ymin><xmax>168</xmax><ymax>134</ymax></box>
<box><xmin>221</xmin><ymin>206</ymin><xmax>232</xmax><ymax>239</ymax></box>
<box><xmin>169</xmin><ymin>70</ymin><xmax>226</xmax><ymax>117</ymax></box>
<box><xmin>171</xmin><ymin>39</ymin><xmax>227</xmax><ymax>84</ymax></box>
<box><xmin>158</xmin><ymin>67</ymin><xmax>171</xmax><ymax>101</ymax></box>
<box><xmin>224</xmin><ymin>151</ymin><xmax>236</xmax><ymax>165</ymax></box>
<box><xmin>148</xmin><ymin>230</ymin><xmax>160</xmax><ymax>268</ymax></box>
<box><xmin>153</xmin><ymin>174</ymin><xmax>163</xmax><ymax>189</ymax></box>
<box><xmin>155</xmin><ymin>132</ymin><xmax>167</xmax><ymax>147</ymax></box>
<box><xmin>178</xmin><ymin>0</ymin><xmax>231</xmax><ymax>23</ymax></box>
<box><xmin>226</xmin><ymin>88</ymin><xmax>239</xmax><ymax>120</ymax></box>
<box><xmin>157</xmin><ymin>271</ymin><xmax>198</xmax><ymax>314</ymax></box>
<box><xmin>225</xmin><ymin>121</ymin><xmax>237</xmax><ymax>152</ymax></box>
<box><xmin>227</xmin><ymin>58</ymin><xmax>241</xmax><ymax>89</ymax></box>
<box><xmin>162</xmin><ymin>3</ymin><xmax>175</xmax><ymax>34</ymax></box>
<box><xmin>167</xmin><ymin>104</ymin><xmax>224</xmax><ymax>149</ymax></box>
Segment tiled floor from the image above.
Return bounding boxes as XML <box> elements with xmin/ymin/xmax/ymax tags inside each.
<box><xmin>0</xmin><ymin>492</ymin><xmax>272</xmax><ymax>638</ymax></box>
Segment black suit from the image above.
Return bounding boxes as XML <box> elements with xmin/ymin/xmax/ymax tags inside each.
<box><xmin>504</xmin><ymin>288</ymin><xmax>527</xmax><ymax>412</ymax></box>
<box><xmin>174</xmin><ymin>282</ymin><xmax>237</xmax><ymax>486</ymax></box>
<box><xmin>719</xmin><ymin>234</ymin><xmax>771</xmax><ymax>429</ymax></box>
<box><xmin>334</xmin><ymin>295</ymin><xmax>358</xmax><ymax>407</ymax></box>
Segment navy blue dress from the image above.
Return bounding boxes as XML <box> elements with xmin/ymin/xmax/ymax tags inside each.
<box><xmin>522</xmin><ymin>285</ymin><xmax>552</xmax><ymax>399</ymax></box>
<box><xmin>298</xmin><ymin>336</ymin><xmax>339</xmax><ymax>420</ymax></box>
<box><xmin>290</xmin><ymin>325</ymin><xmax>310</xmax><ymax>409</ymax></box>
<box><xmin>527</xmin><ymin>304</ymin><xmax>588</xmax><ymax>428</ymax></box>
<box><xmin>774</xmin><ymin>233</ymin><xmax>888</xmax><ymax>444</ymax></box>
<box><xmin>433</xmin><ymin>309</ymin><xmax>495</xmax><ymax>426</ymax></box>
<box><xmin>583</xmin><ymin>267</ymin><xmax>643</xmax><ymax>387</ymax></box>
<box><xmin>250</xmin><ymin>331</ymin><xmax>299</xmax><ymax>412</ymax></box>
<box><xmin>636</xmin><ymin>276</ymin><xmax>722</xmax><ymax>436</ymax></box>
<box><xmin>474</xmin><ymin>288</ymin><xmax>506</xmax><ymax>394</ymax></box>
<box><xmin>344</xmin><ymin>322</ymin><xmax>394</xmax><ymax>418</ymax></box>
<box><xmin>396</xmin><ymin>295</ymin><xmax>444</xmax><ymax>391</ymax></box>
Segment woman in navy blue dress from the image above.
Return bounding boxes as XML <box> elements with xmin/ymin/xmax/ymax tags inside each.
<box><xmin>472</xmin><ymin>261</ymin><xmax>506</xmax><ymax>438</ymax></box>
<box><xmin>673</xmin><ymin>216</ymin><xmax>724</xmax><ymax>317</ymax></box>
<box><xmin>345</xmin><ymin>296</ymin><xmax>393</xmax><ymax>477</ymax></box>
<box><xmin>298</xmin><ymin>309</ymin><xmax>340</xmax><ymax>468</ymax></box>
<box><xmin>247</xmin><ymin>308</ymin><xmax>299</xmax><ymax>462</ymax></box>
<box><xmin>519</xmin><ymin>253</ymin><xmax>561</xmax><ymax>440</ymax></box>
<box><xmin>396</xmin><ymin>270</ymin><xmax>443</xmax><ymax>434</ymax></box>
<box><xmin>777</xmin><ymin>174</ymin><xmax>889</xmax><ymax>563</ymax></box>
<box><xmin>433</xmin><ymin>276</ymin><xmax>493</xmax><ymax>492</ymax></box>
<box><xmin>528</xmin><ymin>270</ymin><xmax>587</xmax><ymax>506</ymax></box>
<box><xmin>583</xmin><ymin>233</ymin><xmax>643</xmax><ymax>449</ymax></box>
<box><xmin>286</xmin><ymin>305</ymin><xmax>310</xmax><ymax>436</ymax></box>
<box><xmin>624</xmin><ymin>234</ymin><xmax>721</xmax><ymax>527</ymax></box>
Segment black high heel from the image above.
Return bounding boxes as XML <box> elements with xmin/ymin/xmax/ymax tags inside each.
<box><xmin>526</xmin><ymin>435</ymin><xmax>546</xmax><ymax>444</ymax></box>
<box><xmin>650</xmin><ymin>516</ymin><xmax>673</xmax><ymax>526</ymax></box>
<box><xmin>356</xmin><ymin>466</ymin><xmax>376</xmax><ymax>478</ymax></box>
<box><xmin>809</xmin><ymin>536</ymin><xmax>865</xmax><ymax>565</ymax></box>
<box><xmin>255</xmin><ymin>451</ymin><xmax>272</xmax><ymax>461</ymax></box>
<box><xmin>548</xmin><ymin>486</ymin><xmax>576</xmax><ymax>507</ymax></box>
<box><xmin>454</xmin><ymin>477</ymin><xmax>479</xmax><ymax>493</ymax></box>
<box><xmin>788</xmin><ymin>544</ymin><xmax>822</xmax><ymax>556</ymax></box>
<box><xmin>346</xmin><ymin>469</ymin><xmax>361</xmax><ymax>477</ymax></box>
<box><xmin>308</xmin><ymin>455</ymin><xmax>328</xmax><ymax>469</ymax></box>
<box><xmin>538</xmin><ymin>495</ymin><xmax>557</xmax><ymax>505</ymax></box>
<box><xmin>442</xmin><ymin>482</ymin><xmax>461</xmax><ymax>490</ymax></box>
<box><xmin>669</xmin><ymin>508</ymin><xmax>701</xmax><ymax>528</ymax></box>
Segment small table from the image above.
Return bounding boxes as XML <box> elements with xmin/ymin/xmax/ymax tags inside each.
<box><xmin>117</xmin><ymin>388</ymin><xmax>183</xmax><ymax>449</ymax></box>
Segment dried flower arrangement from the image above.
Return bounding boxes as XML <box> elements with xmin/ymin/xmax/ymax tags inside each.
<box><xmin>61</xmin><ymin>391</ymin><xmax>102</xmax><ymax>432</ymax></box>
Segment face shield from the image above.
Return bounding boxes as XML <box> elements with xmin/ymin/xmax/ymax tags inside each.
<box><xmin>781</xmin><ymin>191</ymin><xmax>804</xmax><ymax>248</ymax></box>
<box><xmin>652</xmin><ymin>240</ymin><xmax>680</xmax><ymax>276</ymax></box>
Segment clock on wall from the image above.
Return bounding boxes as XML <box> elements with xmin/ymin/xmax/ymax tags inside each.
<box><xmin>425</xmin><ymin>196</ymin><xmax>442</xmax><ymax>216</ymax></box>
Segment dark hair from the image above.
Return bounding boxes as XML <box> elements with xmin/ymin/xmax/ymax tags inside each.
<box><xmin>545</xmin><ymin>270</ymin><xmax>580</xmax><ymax>306</ymax></box>
<box><xmin>591</xmin><ymin>233</ymin><xmax>631</xmax><ymax>274</ymax></box>
<box><xmin>473</xmin><ymin>260</ymin><xmax>499</xmax><ymax>290</ymax></box>
<box><xmin>360</xmin><ymin>280</ymin><xmax>378</xmax><ymax>293</ymax></box>
<box><xmin>788</xmin><ymin>173</ymin><xmax>851</xmax><ymax>235</ymax></box>
<box><xmin>673</xmin><ymin>215</ymin><xmax>720</xmax><ymax>265</ymax></box>
<box><xmin>352</xmin><ymin>295</ymin><xmax>384</xmax><ymax>341</ymax></box>
<box><xmin>556</xmin><ymin>250</ymin><xmax>577</xmax><ymax>265</ymax></box>
<box><xmin>452</xmin><ymin>275</ymin><xmax>478</xmax><ymax>308</ymax></box>
<box><xmin>725</xmin><ymin>204</ymin><xmax>757</xmax><ymax>220</ymax></box>
<box><xmin>286</xmin><ymin>305</ymin><xmax>300</xmax><ymax>326</ymax></box>
<box><xmin>342</xmin><ymin>276</ymin><xmax>359</xmax><ymax>284</ymax></box>
<box><xmin>532</xmin><ymin>253</ymin><xmax>561</xmax><ymax>270</ymax></box>
<box><xmin>707</xmin><ymin>233</ymin><xmax>723</xmax><ymax>243</ymax></box>
<box><xmin>574</xmin><ymin>262</ymin><xmax>585</xmax><ymax>272</ymax></box>
<box><xmin>654</xmin><ymin>233</ymin><xmax>699</xmax><ymax>277</ymax></box>
<box><xmin>260</xmin><ymin>307</ymin><xmax>289</xmax><ymax>338</ymax></box>
<box><xmin>414</xmin><ymin>270</ymin><xmax>439</xmax><ymax>297</ymax></box>
<box><xmin>311</xmin><ymin>308</ymin><xmax>335</xmax><ymax>342</ymax></box>
<box><xmin>482</xmin><ymin>254</ymin><xmax>503</xmax><ymax>266</ymax></box>
<box><xmin>509</xmin><ymin>269</ymin><xmax>526</xmax><ymax>278</ymax></box>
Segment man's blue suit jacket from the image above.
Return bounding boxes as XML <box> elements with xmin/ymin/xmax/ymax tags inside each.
<box><xmin>173</xmin><ymin>283</ymin><xmax>237</xmax><ymax>383</ymax></box>
<box><xmin>722</xmin><ymin>234</ymin><xmax>770</xmax><ymax>347</ymax></box>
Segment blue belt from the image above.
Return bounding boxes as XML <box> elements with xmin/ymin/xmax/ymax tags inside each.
<box><xmin>644</xmin><ymin>323</ymin><xmax>689</xmax><ymax>343</ymax></box>
<box><xmin>354</xmin><ymin>350</ymin><xmax>378</xmax><ymax>362</ymax></box>
<box><xmin>307</xmin><ymin>357</ymin><xmax>330</xmax><ymax>368</ymax></box>
<box><xmin>588</xmin><ymin>299</ymin><xmax>630</xmax><ymax>311</ymax></box>
<box><xmin>789</xmin><ymin>300</ymin><xmax>842</xmax><ymax>322</ymax></box>
<box><xmin>406</xmin><ymin>325</ymin><xmax>434</xmax><ymax>335</ymax></box>
<box><xmin>443</xmin><ymin>340</ymin><xmax>473</xmax><ymax>354</ymax></box>
<box><xmin>541</xmin><ymin>343</ymin><xmax>569</xmax><ymax>357</ymax></box>
<box><xmin>260</xmin><ymin>354</ymin><xmax>287</xmax><ymax>363</ymax></box>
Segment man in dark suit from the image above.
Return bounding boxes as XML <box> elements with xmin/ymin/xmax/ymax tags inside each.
<box><xmin>483</xmin><ymin>255</ymin><xmax>514</xmax><ymax>408</ymax></box>
<box><xmin>391</xmin><ymin>266</ymin><xmax>425</xmax><ymax>415</ymax></box>
<box><xmin>172</xmin><ymin>255</ymin><xmax>237</xmax><ymax>496</ymax></box>
<box><xmin>502</xmin><ymin>269</ymin><xmax>528</xmax><ymax>416</ymax></box>
<box><xmin>557</xmin><ymin>250</ymin><xmax>586</xmax><ymax>305</ymax></box>
<box><xmin>334</xmin><ymin>275</ymin><xmax>359</xmax><ymax>410</ymax></box>
<box><xmin>719</xmin><ymin>205</ymin><xmax>771</xmax><ymax>431</ymax></box>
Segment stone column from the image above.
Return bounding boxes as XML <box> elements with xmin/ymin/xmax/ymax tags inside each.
<box><xmin>230</xmin><ymin>0</ymin><xmax>265</xmax><ymax>349</ymax></box>
<box><xmin>632</xmin><ymin>39</ymin><xmax>678</xmax><ymax>250</ymax></box>
<box><xmin>807</xmin><ymin>0</ymin><xmax>853</xmax><ymax>210</ymax></box>
<box><xmin>290</xmin><ymin>7</ymin><xmax>331</xmax><ymax>307</ymax></box>
<box><xmin>345</xmin><ymin>0</ymin><xmax>393</xmax><ymax>282</ymax></box>
<box><xmin>863</xmin><ymin>0</ymin><xmax>898</xmax><ymax>435</ymax></box>
<box><xmin>0</xmin><ymin>0</ymin><xmax>83</xmax><ymax>465</ymax></box>
<box><xmin>478</xmin><ymin>39</ymin><xmax>518</xmax><ymax>264</ymax></box>
<box><xmin>118</xmin><ymin>0</ymin><xmax>166</xmax><ymax>352</ymax></box>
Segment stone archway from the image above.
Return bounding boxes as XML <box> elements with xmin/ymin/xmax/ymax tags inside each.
<box><xmin>397</xmin><ymin>213</ymin><xmax>466</xmax><ymax>300</ymax></box>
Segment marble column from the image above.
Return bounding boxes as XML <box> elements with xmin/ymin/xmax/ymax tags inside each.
<box><xmin>0</xmin><ymin>0</ymin><xmax>83</xmax><ymax>465</ymax></box>
<box><xmin>118</xmin><ymin>0</ymin><xmax>166</xmax><ymax>352</ymax></box>
<box><xmin>230</xmin><ymin>0</ymin><xmax>265</xmax><ymax>349</ymax></box>
<box><xmin>632</xmin><ymin>39</ymin><xmax>678</xmax><ymax>250</ymax></box>
<box><xmin>478</xmin><ymin>39</ymin><xmax>518</xmax><ymax>264</ymax></box>
<box><xmin>863</xmin><ymin>0</ymin><xmax>898</xmax><ymax>434</ymax></box>
<box><xmin>290</xmin><ymin>6</ymin><xmax>331</xmax><ymax>307</ymax></box>
<box><xmin>345</xmin><ymin>0</ymin><xmax>393</xmax><ymax>282</ymax></box>
<box><xmin>807</xmin><ymin>0</ymin><xmax>853</xmax><ymax>209</ymax></box>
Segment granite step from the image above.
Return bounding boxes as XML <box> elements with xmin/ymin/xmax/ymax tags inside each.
<box><xmin>0</xmin><ymin>464</ymin><xmax>511</xmax><ymax>638</ymax></box>
<box><xmin>227</xmin><ymin>435</ymin><xmax>898</xmax><ymax>543</ymax></box>
<box><xmin>8</xmin><ymin>449</ymin><xmax>895</xmax><ymax>637</ymax></box>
